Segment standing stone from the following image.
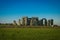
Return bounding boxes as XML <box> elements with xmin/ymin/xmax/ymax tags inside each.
<box><xmin>50</xmin><ymin>19</ymin><xmax>53</xmax><ymax>25</ymax></box>
<box><xmin>22</xmin><ymin>17</ymin><xmax>28</xmax><ymax>26</ymax></box>
<box><xmin>50</xmin><ymin>19</ymin><xmax>54</xmax><ymax>27</ymax></box>
<box><xmin>18</xmin><ymin>19</ymin><xmax>21</xmax><ymax>26</ymax></box>
<box><xmin>27</xmin><ymin>18</ymin><xmax>31</xmax><ymax>25</ymax></box>
<box><xmin>47</xmin><ymin>19</ymin><xmax>54</xmax><ymax>27</ymax></box>
<box><xmin>13</xmin><ymin>20</ymin><xmax>17</xmax><ymax>25</ymax></box>
<box><xmin>30</xmin><ymin>19</ymin><xmax>33</xmax><ymax>26</ymax></box>
<box><xmin>40</xmin><ymin>19</ymin><xmax>43</xmax><ymax>26</ymax></box>
<box><xmin>48</xmin><ymin>20</ymin><xmax>51</xmax><ymax>26</ymax></box>
<box><xmin>30</xmin><ymin>17</ymin><xmax>38</xmax><ymax>26</ymax></box>
<box><xmin>41</xmin><ymin>18</ymin><xmax>47</xmax><ymax>26</ymax></box>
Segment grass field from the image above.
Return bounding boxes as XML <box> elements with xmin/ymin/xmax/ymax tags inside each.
<box><xmin>0</xmin><ymin>28</ymin><xmax>60</xmax><ymax>40</ymax></box>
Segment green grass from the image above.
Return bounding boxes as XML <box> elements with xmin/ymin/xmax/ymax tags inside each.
<box><xmin>0</xmin><ymin>28</ymin><xmax>60</xmax><ymax>40</ymax></box>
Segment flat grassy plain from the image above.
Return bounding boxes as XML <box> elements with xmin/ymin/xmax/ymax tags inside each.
<box><xmin>0</xmin><ymin>27</ymin><xmax>60</xmax><ymax>40</ymax></box>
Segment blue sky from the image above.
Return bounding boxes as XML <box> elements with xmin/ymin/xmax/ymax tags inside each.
<box><xmin>0</xmin><ymin>0</ymin><xmax>60</xmax><ymax>25</ymax></box>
